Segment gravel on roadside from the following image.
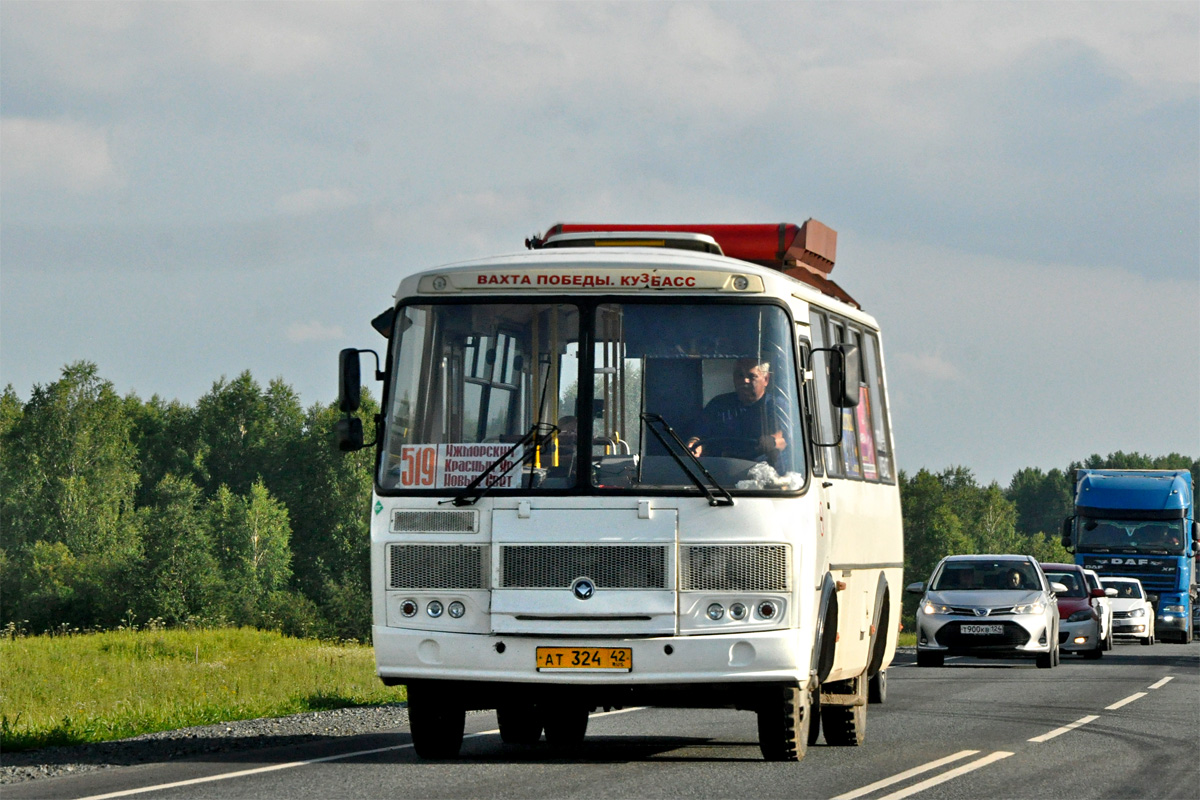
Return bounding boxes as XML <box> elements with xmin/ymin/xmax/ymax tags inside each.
<box><xmin>0</xmin><ymin>703</ymin><xmax>411</xmax><ymax>785</ymax></box>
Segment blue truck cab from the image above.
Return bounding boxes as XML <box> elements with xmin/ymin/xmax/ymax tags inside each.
<box><xmin>1062</xmin><ymin>469</ymin><xmax>1197</xmax><ymax>644</ymax></box>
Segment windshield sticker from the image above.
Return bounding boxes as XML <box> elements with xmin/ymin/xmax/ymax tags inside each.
<box><xmin>394</xmin><ymin>443</ymin><xmax>526</xmax><ymax>489</ymax></box>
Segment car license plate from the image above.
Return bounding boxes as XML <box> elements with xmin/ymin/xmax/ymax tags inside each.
<box><xmin>536</xmin><ymin>647</ymin><xmax>632</xmax><ymax>672</ymax></box>
<box><xmin>961</xmin><ymin>624</ymin><xmax>1003</xmax><ymax>635</ymax></box>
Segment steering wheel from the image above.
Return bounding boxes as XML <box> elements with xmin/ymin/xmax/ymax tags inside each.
<box><xmin>692</xmin><ymin>436</ymin><xmax>761</xmax><ymax>460</ymax></box>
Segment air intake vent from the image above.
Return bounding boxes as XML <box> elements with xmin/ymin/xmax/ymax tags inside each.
<box><xmin>500</xmin><ymin>545</ymin><xmax>668</xmax><ymax>589</ymax></box>
<box><xmin>391</xmin><ymin>509</ymin><xmax>478</xmax><ymax>533</ymax></box>
<box><xmin>388</xmin><ymin>544</ymin><xmax>485</xmax><ymax>589</ymax></box>
<box><xmin>680</xmin><ymin>545</ymin><xmax>790</xmax><ymax>592</ymax></box>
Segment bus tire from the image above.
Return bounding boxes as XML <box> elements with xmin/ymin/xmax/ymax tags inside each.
<box><xmin>756</xmin><ymin>684</ymin><xmax>811</xmax><ymax>762</ymax></box>
<box><xmin>543</xmin><ymin>705</ymin><xmax>589</xmax><ymax>747</ymax></box>
<box><xmin>868</xmin><ymin>670</ymin><xmax>887</xmax><ymax>703</ymax></box>
<box><xmin>821</xmin><ymin>700</ymin><xmax>866</xmax><ymax>746</ymax></box>
<box><xmin>407</xmin><ymin>684</ymin><xmax>465</xmax><ymax>760</ymax></box>
<box><xmin>497</xmin><ymin>703</ymin><xmax>543</xmax><ymax>745</ymax></box>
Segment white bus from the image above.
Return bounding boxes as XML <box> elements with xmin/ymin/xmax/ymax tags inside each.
<box><xmin>336</xmin><ymin>220</ymin><xmax>902</xmax><ymax>761</ymax></box>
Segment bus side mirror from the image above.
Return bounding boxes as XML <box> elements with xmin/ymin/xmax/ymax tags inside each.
<box><xmin>334</xmin><ymin>416</ymin><xmax>364</xmax><ymax>451</ymax></box>
<box><xmin>1061</xmin><ymin>516</ymin><xmax>1074</xmax><ymax>551</ymax></box>
<box><xmin>339</xmin><ymin>348</ymin><xmax>362</xmax><ymax>413</ymax></box>
<box><xmin>1193</xmin><ymin>521</ymin><xmax>1199</xmax><ymax>546</ymax></box>
<box><xmin>829</xmin><ymin>343</ymin><xmax>860</xmax><ymax>407</ymax></box>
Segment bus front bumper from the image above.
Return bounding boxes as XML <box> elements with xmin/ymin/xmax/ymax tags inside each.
<box><xmin>373</xmin><ymin>626</ymin><xmax>810</xmax><ymax>687</ymax></box>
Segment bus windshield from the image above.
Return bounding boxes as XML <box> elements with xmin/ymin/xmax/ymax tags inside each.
<box><xmin>1077</xmin><ymin>518</ymin><xmax>1187</xmax><ymax>554</ymax></box>
<box><xmin>379</xmin><ymin>300</ymin><xmax>806</xmax><ymax>494</ymax></box>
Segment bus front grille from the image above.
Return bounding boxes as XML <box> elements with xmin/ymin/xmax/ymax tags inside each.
<box><xmin>388</xmin><ymin>544</ymin><xmax>486</xmax><ymax>589</ymax></box>
<box><xmin>680</xmin><ymin>544</ymin><xmax>790</xmax><ymax>592</ymax></box>
<box><xmin>391</xmin><ymin>509</ymin><xmax>478</xmax><ymax>533</ymax></box>
<box><xmin>499</xmin><ymin>545</ymin><xmax>668</xmax><ymax>589</ymax></box>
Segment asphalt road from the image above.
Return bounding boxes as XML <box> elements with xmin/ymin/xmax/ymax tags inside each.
<box><xmin>8</xmin><ymin>640</ymin><xmax>1198</xmax><ymax>800</ymax></box>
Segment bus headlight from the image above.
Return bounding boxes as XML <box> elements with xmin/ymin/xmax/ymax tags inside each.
<box><xmin>448</xmin><ymin>601</ymin><xmax>466</xmax><ymax>619</ymax></box>
<box><xmin>707</xmin><ymin>603</ymin><xmax>725</xmax><ymax>621</ymax></box>
<box><xmin>729</xmin><ymin>602</ymin><xmax>748</xmax><ymax>621</ymax></box>
<box><xmin>427</xmin><ymin>600</ymin><xmax>444</xmax><ymax>618</ymax></box>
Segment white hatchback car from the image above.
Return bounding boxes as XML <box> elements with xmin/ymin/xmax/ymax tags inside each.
<box><xmin>908</xmin><ymin>555</ymin><xmax>1062</xmax><ymax>669</ymax></box>
<box><xmin>1082</xmin><ymin>568</ymin><xmax>1115</xmax><ymax>650</ymax></box>
<box><xmin>1102</xmin><ymin>577</ymin><xmax>1156</xmax><ymax>645</ymax></box>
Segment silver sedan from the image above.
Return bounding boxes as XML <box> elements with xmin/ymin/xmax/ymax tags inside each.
<box><xmin>908</xmin><ymin>554</ymin><xmax>1062</xmax><ymax>669</ymax></box>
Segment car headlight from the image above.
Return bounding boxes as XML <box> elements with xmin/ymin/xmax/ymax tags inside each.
<box><xmin>1160</xmin><ymin>605</ymin><xmax>1186</xmax><ymax>615</ymax></box>
<box><xmin>1067</xmin><ymin>609</ymin><xmax>1096</xmax><ymax>622</ymax></box>
<box><xmin>1129</xmin><ymin>607</ymin><xmax>1146</xmax><ymax>617</ymax></box>
<box><xmin>1012</xmin><ymin>601</ymin><xmax>1045</xmax><ymax>615</ymax></box>
<box><xmin>922</xmin><ymin>601</ymin><xmax>953</xmax><ymax>615</ymax></box>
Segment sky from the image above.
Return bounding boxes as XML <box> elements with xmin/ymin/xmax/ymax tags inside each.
<box><xmin>1</xmin><ymin>1</ymin><xmax>1197</xmax><ymax>487</ymax></box>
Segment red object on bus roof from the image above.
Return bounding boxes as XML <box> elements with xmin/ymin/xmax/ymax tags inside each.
<box><xmin>531</xmin><ymin>219</ymin><xmax>857</xmax><ymax>308</ymax></box>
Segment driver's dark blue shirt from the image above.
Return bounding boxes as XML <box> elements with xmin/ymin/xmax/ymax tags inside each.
<box><xmin>693</xmin><ymin>391</ymin><xmax>790</xmax><ymax>465</ymax></box>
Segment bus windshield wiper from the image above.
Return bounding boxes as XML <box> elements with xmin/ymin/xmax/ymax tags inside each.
<box><xmin>641</xmin><ymin>413</ymin><xmax>733</xmax><ymax>507</ymax></box>
<box><xmin>443</xmin><ymin>422</ymin><xmax>556</xmax><ymax>507</ymax></box>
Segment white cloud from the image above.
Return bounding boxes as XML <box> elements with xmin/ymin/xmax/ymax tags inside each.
<box><xmin>286</xmin><ymin>322</ymin><xmax>345</xmax><ymax>343</ymax></box>
<box><xmin>0</xmin><ymin>118</ymin><xmax>119</xmax><ymax>194</ymax></box>
<box><xmin>275</xmin><ymin>187</ymin><xmax>357</xmax><ymax>216</ymax></box>
<box><xmin>892</xmin><ymin>352</ymin><xmax>962</xmax><ymax>382</ymax></box>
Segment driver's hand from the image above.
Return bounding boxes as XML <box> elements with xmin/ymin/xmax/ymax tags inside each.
<box><xmin>759</xmin><ymin>432</ymin><xmax>785</xmax><ymax>454</ymax></box>
<box><xmin>687</xmin><ymin>437</ymin><xmax>703</xmax><ymax>457</ymax></box>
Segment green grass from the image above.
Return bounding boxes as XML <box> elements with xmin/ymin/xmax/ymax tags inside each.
<box><xmin>0</xmin><ymin>627</ymin><xmax>404</xmax><ymax>752</ymax></box>
<box><xmin>897</xmin><ymin>631</ymin><xmax>917</xmax><ymax>648</ymax></box>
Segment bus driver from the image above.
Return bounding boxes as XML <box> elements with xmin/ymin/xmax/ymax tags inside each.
<box><xmin>686</xmin><ymin>357</ymin><xmax>788</xmax><ymax>467</ymax></box>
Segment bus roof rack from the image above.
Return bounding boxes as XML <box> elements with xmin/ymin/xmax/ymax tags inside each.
<box><xmin>527</xmin><ymin>219</ymin><xmax>858</xmax><ymax>308</ymax></box>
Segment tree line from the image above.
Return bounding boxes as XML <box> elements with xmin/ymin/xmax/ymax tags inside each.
<box><xmin>2</xmin><ymin>362</ymin><xmax>1195</xmax><ymax>639</ymax></box>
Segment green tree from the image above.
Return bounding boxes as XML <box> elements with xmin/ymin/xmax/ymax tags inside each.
<box><xmin>0</xmin><ymin>365</ymin><xmax>143</xmax><ymax>629</ymax></box>
<box><xmin>191</xmin><ymin>373</ymin><xmax>305</xmax><ymax>499</ymax></box>
<box><xmin>1006</xmin><ymin>467</ymin><xmax>1073</xmax><ymax>537</ymax></box>
<box><xmin>278</xmin><ymin>398</ymin><xmax>377</xmax><ymax>636</ymax></box>
<box><xmin>207</xmin><ymin>481</ymin><xmax>293</xmax><ymax>623</ymax></box>
<box><xmin>138</xmin><ymin>474</ymin><xmax>222</xmax><ymax>624</ymax></box>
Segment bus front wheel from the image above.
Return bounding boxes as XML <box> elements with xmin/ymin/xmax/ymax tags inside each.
<box><xmin>757</xmin><ymin>684</ymin><xmax>812</xmax><ymax>762</ymax></box>
<box><xmin>407</xmin><ymin>683</ymin><xmax>465</xmax><ymax>760</ymax></box>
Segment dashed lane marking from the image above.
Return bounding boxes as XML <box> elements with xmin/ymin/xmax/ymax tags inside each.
<box><xmin>1148</xmin><ymin>676</ymin><xmax>1173</xmax><ymax>689</ymax></box>
<box><xmin>1105</xmin><ymin>692</ymin><xmax>1148</xmax><ymax>710</ymax></box>
<box><xmin>1028</xmin><ymin>714</ymin><xmax>1100</xmax><ymax>743</ymax></box>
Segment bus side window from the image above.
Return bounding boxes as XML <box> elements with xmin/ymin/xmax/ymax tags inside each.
<box><xmin>831</xmin><ymin>321</ymin><xmax>861</xmax><ymax>479</ymax></box>
<box><xmin>862</xmin><ymin>332</ymin><xmax>894</xmax><ymax>482</ymax></box>
<box><xmin>849</xmin><ymin>328</ymin><xmax>879</xmax><ymax>481</ymax></box>
<box><xmin>809</xmin><ymin>309</ymin><xmax>842</xmax><ymax>478</ymax></box>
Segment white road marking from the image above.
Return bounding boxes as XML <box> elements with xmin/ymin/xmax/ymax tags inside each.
<box><xmin>1028</xmin><ymin>714</ymin><xmax>1099</xmax><ymax>742</ymax></box>
<box><xmin>77</xmin><ymin>707</ymin><xmax>649</xmax><ymax>800</ymax></box>
<box><xmin>1148</xmin><ymin>676</ymin><xmax>1173</xmax><ymax>689</ymax></box>
<box><xmin>829</xmin><ymin>750</ymin><xmax>980</xmax><ymax>800</ymax></box>
<box><xmin>1105</xmin><ymin>692</ymin><xmax>1148</xmax><ymax>710</ymax></box>
<box><xmin>873</xmin><ymin>751</ymin><xmax>1014</xmax><ymax>800</ymax></box>
<box><xmin>76</xmin><ymin>740</ymin><xmax>421</xmax><ymax>800</ymax></box>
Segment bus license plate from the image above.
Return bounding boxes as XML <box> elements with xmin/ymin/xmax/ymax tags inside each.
<box><xmin>536</xmin><ymin>647</ymin><xmax>632</xmax><ymax>672</ymax></box>
<box><xmin>961</xmin><ymin>624</ymin><xmax>1002</xmax><ymax>635</ymax></box>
